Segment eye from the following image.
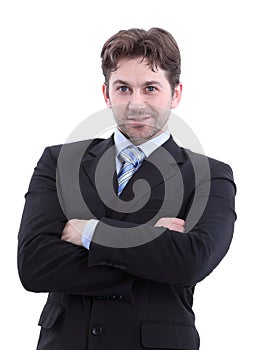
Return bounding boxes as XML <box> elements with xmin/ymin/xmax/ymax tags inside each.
<box><xmin>145</xmin><ymin>86</ymin><xmax>157</xmax><ymax>93</ymax></box>
<box><xmin>118</xmin><ymin>86</ymin><xmax>130</xmax><ymax>93</ymax></box>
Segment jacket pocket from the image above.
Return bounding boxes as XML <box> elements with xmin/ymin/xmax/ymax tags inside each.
<box><xmin>141</xmin><ymin>321</ymin><xmax>199</xmax><ymax>349</ymax></box>
<box><xmin>38</xmin><ymin>301</ymin><xmax>64</xmax><ymax>330</ymax></box>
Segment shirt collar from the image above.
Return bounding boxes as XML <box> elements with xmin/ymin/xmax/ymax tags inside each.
<box><xmin>114</xmin><ymin>127</ymin><xmax>170</xmax><ymax>159</ymax></box>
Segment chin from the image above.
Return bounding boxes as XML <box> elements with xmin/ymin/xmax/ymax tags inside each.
<box><xmin>124</xmin><ymin>126</ymin><xmax>161</xmax><ymax>143</ymax></box>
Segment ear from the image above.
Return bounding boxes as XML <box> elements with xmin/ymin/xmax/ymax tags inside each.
<box><xmin>102</xmin><ymin>83</ymin><xmax>112</xmax><ymax>108</ymax></box>
<box><xmin>171</xmin><ymin>83</ymin><xmax>183</xmax><ymax>109</ymax></box>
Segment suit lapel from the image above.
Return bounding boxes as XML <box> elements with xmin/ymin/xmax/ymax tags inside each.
<box><xmin>80</xmin><ymin>135</ymin><xmax>185</xmax><ymax>221</ymax></box>
<box><xmin>80</xmin><ymin>136</ymin><xmax>118</xmax><ymax>218</ymax></box>
<box><xmin>81</xmin><ymin>137</ymin><xmax>115</xmax><ymax>186</ymax></box>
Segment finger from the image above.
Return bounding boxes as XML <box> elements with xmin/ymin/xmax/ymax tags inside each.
<box><xmin>160</xmin><ymin>217</ymin><xmax>185</xmax><ymax>225</ymax></box>
<box><xmin>61</xmin><ymin>227</ymin><xmax>67</xmax><ymax>240</ymax></box>
<box><xmin>169</xmin><ymin>224</ymin><xmax>185</xmax><ymax>232</ymax></box>
<box><xmin>171</xmin><ymin>218</ymin><xmax>185</xmax><ymax>226</ymax></box>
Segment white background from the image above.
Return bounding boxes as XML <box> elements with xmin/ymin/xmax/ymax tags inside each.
<box><xmin>1</xmin><ymin>0</ymin><xmax>267</xmax><ymax>349</ymax></box>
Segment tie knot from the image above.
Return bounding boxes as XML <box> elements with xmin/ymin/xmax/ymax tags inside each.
<box><xmin>119</xmin><ymin>145</ymin><xmax>145</xmax><ymax>167</ymax></box>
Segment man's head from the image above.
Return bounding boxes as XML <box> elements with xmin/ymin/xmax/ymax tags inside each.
<box><xmin>101</xmin><ymin>28</ymin><xmax>182</xmax><ymax>144</ymax></box>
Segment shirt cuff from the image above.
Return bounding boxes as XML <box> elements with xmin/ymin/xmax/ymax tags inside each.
<box><xmin>81</xmin><ymin>219</ymin><xmax>99</xmax><ymax>250</ymax></box>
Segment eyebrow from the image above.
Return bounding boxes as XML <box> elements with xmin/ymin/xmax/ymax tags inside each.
<box><xmin>112</xmin><ymin>79</ymin><xmax>164</xmax><ymax>88</ymax></box>
<box><xmin>112</xmin><ymin>80</ymin><xmax>129</xmax><ymax>86</ymax></box>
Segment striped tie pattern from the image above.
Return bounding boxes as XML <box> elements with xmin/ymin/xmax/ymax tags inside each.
<box><xmin>117</xmin><ymin>145</ymin><xmax>145</xmax><ymax>196</ymax></box>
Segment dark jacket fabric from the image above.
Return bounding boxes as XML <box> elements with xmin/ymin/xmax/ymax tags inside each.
<box><xmin>17</xmin><ymin>135</ymin><xmax>236</xmax><ymax>350</ymax></box>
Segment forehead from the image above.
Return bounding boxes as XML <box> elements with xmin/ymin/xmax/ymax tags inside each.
<box><xmin>109</xmin><ymin>57</ymin><xmax>168</xmax><ymax>84</ymax></box>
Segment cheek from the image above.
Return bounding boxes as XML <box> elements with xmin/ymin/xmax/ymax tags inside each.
<box><xmin>110</xmin><ymin>94</ymin><xmax>126</xmax><ymax>108</ymax></box>
<box><xmin>159</xmin><ymin>95</ymin><xmax>172</xmax><ymax>106</ymax></box>
<box><xmin>152</xmin><ymin>101</ymin><xmax>172</xmax><ymax>117</ymax></box>
<box><xmin>149</xmin><ymin>96</ymin><xmax>171</xmax><ymax>111</ymax></box>
<box><xmin>112</xmin><ymin>103</ymin><xmax>127</xmax><ymax>118</ymax></box>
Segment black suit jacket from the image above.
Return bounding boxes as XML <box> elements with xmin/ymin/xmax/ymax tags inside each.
<box><xmin>17</xmin><ymin>135</ymin><xmax>236</xmax><ymax>350</ymax></box>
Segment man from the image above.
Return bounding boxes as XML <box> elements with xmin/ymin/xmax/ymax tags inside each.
<box><xmin>18</xmin><ymin>28</ymin><xmax>236</xmax><ymax>350</ymax></box>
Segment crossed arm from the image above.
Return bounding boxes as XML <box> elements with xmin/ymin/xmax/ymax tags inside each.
<box><xmin>61</xmin><ymin>217</ymin><xmax>186</xmax><ymax>247</ymax></box>
<box><xmin>18</xmin><ymin>146</ymin><xmax>236</xmax><ymax>294</ymax></box>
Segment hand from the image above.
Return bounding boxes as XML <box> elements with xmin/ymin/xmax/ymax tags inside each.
<box><xmin>61</xmin><ymin>219</ymin><xmax>88</xmax><ymax>246</ymax></box>
<box><xmin>154</xmin><ymin>217</ymin><xmax>185</xmax><ymax>233</ymax></box>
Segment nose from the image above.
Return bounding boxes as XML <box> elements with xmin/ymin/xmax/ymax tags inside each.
<box><xmin>128</xmin><ymin>90</ymin><xmax>147</xmax><ymax>110</ymax></box>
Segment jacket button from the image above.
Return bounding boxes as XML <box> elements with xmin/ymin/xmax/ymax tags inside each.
<box><xmin>91</xmin><ymin>326</ymin><xmax>103</xmax><ymax>336</ymax></box>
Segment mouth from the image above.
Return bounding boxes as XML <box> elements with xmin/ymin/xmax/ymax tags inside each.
<box><xmin>126</xmin><ymin>116</ymin><xmax>152</xmax><ymax>122</ymax></box>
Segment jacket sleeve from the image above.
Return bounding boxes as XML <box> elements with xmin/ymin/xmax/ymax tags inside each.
<box><xmin>87</xmin><ymin>161</ymin><xmax>237</xmax><ymax>286</ymax></box>
<box><xmin>17</xmin><ymin>146</ymin><xmax>135</xmax><ymax>295</ymax></box>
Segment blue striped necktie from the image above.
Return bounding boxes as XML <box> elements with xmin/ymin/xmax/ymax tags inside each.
<box><xmin>117</xmin><ymin>145</ymin><xmax>145</xmax><ymax>196</ymax></box>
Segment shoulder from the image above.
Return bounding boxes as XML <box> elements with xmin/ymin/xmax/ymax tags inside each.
<box><xmin>178</xmin><ymin>146</ymin><xmax>235</xmax><ymax>186</ymax></box>
<box><xmin>42</xmin><ymin>138</ymin><xmax>106</xmax><ymax>163</ymax></box>
<box><xmin>168</xmin><ymin>136</ymin><xmax>233</xmax><ymax>174</ymax></box>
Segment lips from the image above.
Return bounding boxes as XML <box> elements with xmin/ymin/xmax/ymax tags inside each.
<box><xmin>126</xmin><ymin>116</ymin><xmax>151</xmax><ymax>122</ymax></box>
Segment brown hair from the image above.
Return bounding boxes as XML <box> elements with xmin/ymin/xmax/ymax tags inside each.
<box><xmin>101</xmin><ymin>27</ymin><xmax>181</xmax><ymax>94</ymax></box>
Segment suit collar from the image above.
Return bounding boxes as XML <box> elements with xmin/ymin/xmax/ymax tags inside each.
<box><xmin>85</xmin><ymin>136</ymin><xmax>115</xmax><ymax>158</ymax></box>
<box><xmin>83</xmin><ymin>133</ymin><xmax>185</xmax><ymax>162</ymax></box>
<box><xmin>160</xmin><ymin>135</ymin><xmax>185</xmax><ymax>164</ymax></box>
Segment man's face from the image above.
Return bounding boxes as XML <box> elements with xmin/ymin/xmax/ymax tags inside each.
<box><xmin>103</xmin><ymin>57</ymin><xmax>182</xmax><ymax>144</ymax></box>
